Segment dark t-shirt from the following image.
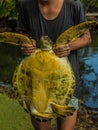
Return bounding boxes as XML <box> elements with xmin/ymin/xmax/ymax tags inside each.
<box><xmin>16</xmin><ymin>0</ymin><xmax>86</xmax><ymax>98</ymax></box>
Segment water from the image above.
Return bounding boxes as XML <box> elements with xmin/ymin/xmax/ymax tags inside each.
<box><xmin>0</xmin><ymin>32</ymin><xmax>98</xmax><ymax>109</ymax></box>
<box><xmin>79</xmin><ymin>32</ymin><xmax>98</xmax><ymax>109</ymax></box>
<box><xmin>0</xmin><ymin>43</ymin><xmax>23</xmax><ymax>87</ymax></box>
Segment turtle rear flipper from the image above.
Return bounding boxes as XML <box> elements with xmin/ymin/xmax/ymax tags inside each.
<box><xmin>51</xmin><ymin>102</ymin><xmax>75</xmax><ymax>116</ymax></box>
<box><xmin>31</xmin><ymin>111</ymin><xmax>57</xmax><ymax>119</ymax></box>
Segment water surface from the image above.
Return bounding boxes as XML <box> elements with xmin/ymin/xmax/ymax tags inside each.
<box><xmin>79</xmin><ymin>32</ymin><xmax>98</xmax><ymax>109</ymax></box>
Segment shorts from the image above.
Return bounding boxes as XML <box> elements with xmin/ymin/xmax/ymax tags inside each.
<box><xmin>68</xmin><ymin>96</ymin><xmax>79</xmax><ymax>111</ymax></box>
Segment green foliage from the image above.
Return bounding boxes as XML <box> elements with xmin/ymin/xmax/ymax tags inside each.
<box><xmin>0</xmin><ymin>0</ymin><xmax>3</xmax><ymax>7</ymax></box>
<box><xmin>81</xmin><ymin>0</ymin><xmax>98</xmax><ymax>11</ymax></box>
<box><xmin>0</xmin><ymin>94</ymin><xmax>34</xmax><ymax>130</ymax></box>
<box><xmin>0</xmin><ymin>0</ymin><xmax>20</xmax><ymax>19</ymax></box>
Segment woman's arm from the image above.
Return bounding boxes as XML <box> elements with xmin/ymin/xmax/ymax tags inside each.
<box><xmin>53</xmin><ymin>30</ymin><xmax>91</xmax><ymax>57</ymax></box>
<box><xmin>69</xmin><ymin>30</ymin><xmax>91</xmax><ymax>51</ymax></box>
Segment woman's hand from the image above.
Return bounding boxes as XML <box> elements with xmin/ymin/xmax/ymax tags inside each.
<box><xmin>53</xmin><ymin>44</ymin><xmax>70</xmax><ymax>57</ymax></box>
<box><xmin>21</xmin><ymin>39</ymin><xmax>36</xmax><ymax>56</ymax></box>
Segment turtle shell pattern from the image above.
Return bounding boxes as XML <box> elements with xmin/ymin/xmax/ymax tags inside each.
<box><xmin>13</xmin><ymin>38</ymin><xmax>76</xmax><ymax>119</ymax></box>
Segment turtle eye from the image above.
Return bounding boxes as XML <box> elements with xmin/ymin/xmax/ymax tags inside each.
<box><xmin>43</xmin><ymin>36</ymin><xmax>53</xmax><ymax>44</ymax></box>
<box><xmin>46</xmin><ymin>36</ymin><xmax>53</xmax><ymax>44</ymax></box>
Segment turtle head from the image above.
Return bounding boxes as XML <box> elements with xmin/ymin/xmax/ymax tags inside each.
<box><xmin>40</xmin><ymin>36</ymin><xmax>53</xmax><ymax>50</ymax></box>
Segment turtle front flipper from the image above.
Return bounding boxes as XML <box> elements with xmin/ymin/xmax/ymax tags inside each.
<box><xmin>0</xmin><ymin>32</ymin><xmax>32</xmax><ymax>45</ymax></box>
<box><xmin>51</xmin><ymin>102</ymin><xmax>75</xmax><ymax>117</ymax></box>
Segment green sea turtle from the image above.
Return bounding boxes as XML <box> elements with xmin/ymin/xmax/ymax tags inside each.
<box><xmin>0</xmin><ymin>21</ymin><xmax>98</xmax><ymax>119</ymax></box>
<box><xmin>13</xmin><ymin>36</ymin><xmax>76</xmax><ymax>119</ymax></box>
